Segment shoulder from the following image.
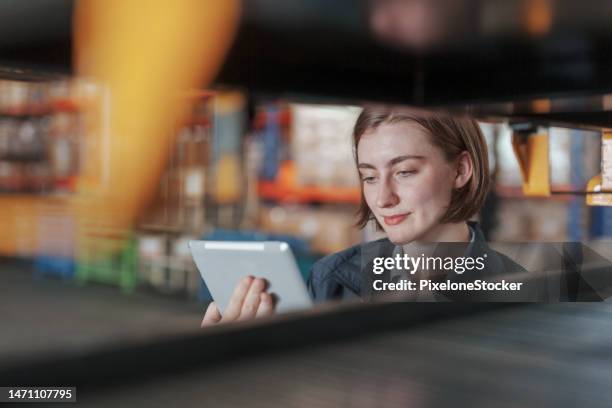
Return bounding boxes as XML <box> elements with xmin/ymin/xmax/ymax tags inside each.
<box><xmin>307</xmin><ymin>238</ymin><xmax>393</xmax><ymax>302</ymax></box>
<box><xmin>487</xmin><ymin>248</ymin><xmax>527</xmax><ymax>275</ymax></box>
<box><xmin>468</xmin><ymin>221</ymin><xmax>526</xmax><ymax>275</ymax></box>
<box><xmin>307</xmin><ymin>243</ymin><xmax>361</xmax><ymax>302</ymax></box>
<box><xmin>469</xmin><ymin>243</ymin><xmax>527</xmax><ymax>276</ymax></box>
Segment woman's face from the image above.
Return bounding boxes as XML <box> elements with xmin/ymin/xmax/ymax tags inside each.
<box><xmin>357</xmin><ymin>122</ymin><xmax>457</xmax><ymax>244</ymax></box>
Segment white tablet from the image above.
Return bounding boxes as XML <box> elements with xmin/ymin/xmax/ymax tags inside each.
<box><xmin>188</xmin><ymin>240</ymin><xmax>313</xmax><ymax>314</ymax></box>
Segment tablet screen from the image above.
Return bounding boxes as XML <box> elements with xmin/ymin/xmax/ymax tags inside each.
<box><xmin>189</xmin><ymin>241</ymin><xmax>313</xmax><ymax>314</ymax></box>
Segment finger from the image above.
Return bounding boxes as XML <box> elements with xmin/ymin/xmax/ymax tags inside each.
<box><xmin>256</xmin><ymin>292</ymin><xmax>275</xmax><ymax>318</ymax></box>
<box><xmin>239</xmin><ymin>277</ymin><xmax>266</xmax><ymax>320</ymax></box>
<box><xmin>223</xmin><ymin>276</ymin><xmax>254</xmax><ymax>321</ymax></box>
<box><xmin>201</xmin><ymin>302</ymin><xmax>222</xmax><ymax>327</ymax></box>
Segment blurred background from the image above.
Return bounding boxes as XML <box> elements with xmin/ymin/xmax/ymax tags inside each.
<box><xmin>2</xmin><ymin>0</ymin><xmax>612</xmax><ymax>405</ymax></box>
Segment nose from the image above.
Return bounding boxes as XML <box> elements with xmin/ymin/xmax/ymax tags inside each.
<box><xmin>375</xmin><ymin>177</ymin><xmax>399</xmax><ymax>209</ymax></box>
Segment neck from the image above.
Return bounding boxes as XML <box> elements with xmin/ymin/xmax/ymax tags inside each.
<box><xmin>414</xmin><ymin>221</ymin><xmax>470</xmax><ymax>244</ymax></box>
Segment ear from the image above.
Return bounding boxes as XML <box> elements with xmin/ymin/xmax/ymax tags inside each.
<box><xmin>454</xmin><ymin>151</ymin><xmax>473</xmax><ymax>189</ymax></box>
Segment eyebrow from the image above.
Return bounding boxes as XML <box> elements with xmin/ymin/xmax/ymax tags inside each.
<box><xmin>357</xmin><ymin>155</ymin><xmax>425</xmax><ymax>170</ymax></box>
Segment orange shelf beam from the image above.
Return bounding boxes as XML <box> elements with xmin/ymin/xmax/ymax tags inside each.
<box><xmin>257</xmin><ymin>161</ymin><xmax>360</xmax><ymax>204</ymax></box>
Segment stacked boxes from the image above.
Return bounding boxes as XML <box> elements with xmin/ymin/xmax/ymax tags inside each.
<box><xmin>259</xmin><ymin>205</ymin><xmax>362</xmax><ymax>255</ymax></box>
<box><xmin>290</xmin><ymin>104</ymin><xmax>360</xmax><ymax>188</ymax></box>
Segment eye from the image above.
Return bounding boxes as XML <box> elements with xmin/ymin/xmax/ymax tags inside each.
<box><xmin>396</xmin><ymin>170</ymin><xmax>416</xmax><ymax>177</ymax></box>
<box><xmin>361</xmin><ymin>176</ymin><xmax>377</xmax><ymax>184</ymax></box>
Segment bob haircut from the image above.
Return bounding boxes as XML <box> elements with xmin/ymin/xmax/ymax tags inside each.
<box><xmin>353</xmin><ymin>107</ymin><xmax>490</xmax><ymax>229</ymax></box>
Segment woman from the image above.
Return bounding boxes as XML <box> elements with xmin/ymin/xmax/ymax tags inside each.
<box><xmin>202</xmin><ymin>107</ymin><xmax>524</xmax><ymax>325</ymax></box>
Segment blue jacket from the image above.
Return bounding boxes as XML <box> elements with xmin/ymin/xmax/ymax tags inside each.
<box><xmin>306</xmin><ymin>222</ymin><xmax>527</xmax><ymax>302</ymax></box>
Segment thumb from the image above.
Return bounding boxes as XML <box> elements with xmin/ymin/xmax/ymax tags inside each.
<box><xmin>201</xmin><ymin>301</ymin><xmax>222</xmax><ymax>327</ymax></box>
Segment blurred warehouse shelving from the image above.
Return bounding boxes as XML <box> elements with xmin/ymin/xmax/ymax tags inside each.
<box><xmin>0</xmin><ymin>78</ymin><xmax>98</xmax><ymax>261</ymax></box>
<box><xmin>134</xmin><ymin>99</ymin><xmax>365</xmax><ymax>299</ymax></box>
<box><xmin>0</xmin><ymin>80</ymin><xmax>83</xmax><ymax>195</ymax></box>
<box><xmin>0</xmin><ymin>0</ymin><xmax>612</xmax><ymax>304</ymax></box>
<box><xmin>0</xmin><ymin>78</ymin><xmax>609</xmax><ymax>300</ymax></box>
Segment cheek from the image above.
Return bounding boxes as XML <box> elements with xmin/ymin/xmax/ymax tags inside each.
<box><xmin>362</xmin><ymin>184</ymin><xmax>377</xmax><ymax>209</ymax></box>
<box><xmin>400</xmin><ymin>171</ymin><xmax>454</xmax><ymax>209</ymax></box>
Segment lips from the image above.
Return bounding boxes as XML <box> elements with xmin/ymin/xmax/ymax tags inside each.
<box><xmin>382</xmin><ymin>213</ymin><xmax>409</xmax><ymax>226</ymax></box>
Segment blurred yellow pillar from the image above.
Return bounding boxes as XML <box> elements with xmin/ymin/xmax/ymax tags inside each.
<box><xmin>73</xmin><ymin>0</ymin><xmax>240</xmax><ymax>256</ymax></box>
<box><xmin>512</xmin><ymin>131</ymin><xmax>551</xmax><ymax>197</ymax></box>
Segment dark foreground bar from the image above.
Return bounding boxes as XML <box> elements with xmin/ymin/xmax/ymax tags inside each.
<box><xmin>3</xmin><ymin>302</ymin><xmax>612</xmax><ymax>407</ymax></box>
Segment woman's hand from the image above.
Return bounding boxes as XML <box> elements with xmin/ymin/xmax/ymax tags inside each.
<box><xmin>201</xmin><ymin>275</ymin><xmax>275</xmax><ymax>327</ymax></box>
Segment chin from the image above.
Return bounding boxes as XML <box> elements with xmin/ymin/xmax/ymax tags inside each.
<box><xmin>385</xmin><ymin>229</ymin><xmax>419</xmax><ymax>245</ymax></box>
